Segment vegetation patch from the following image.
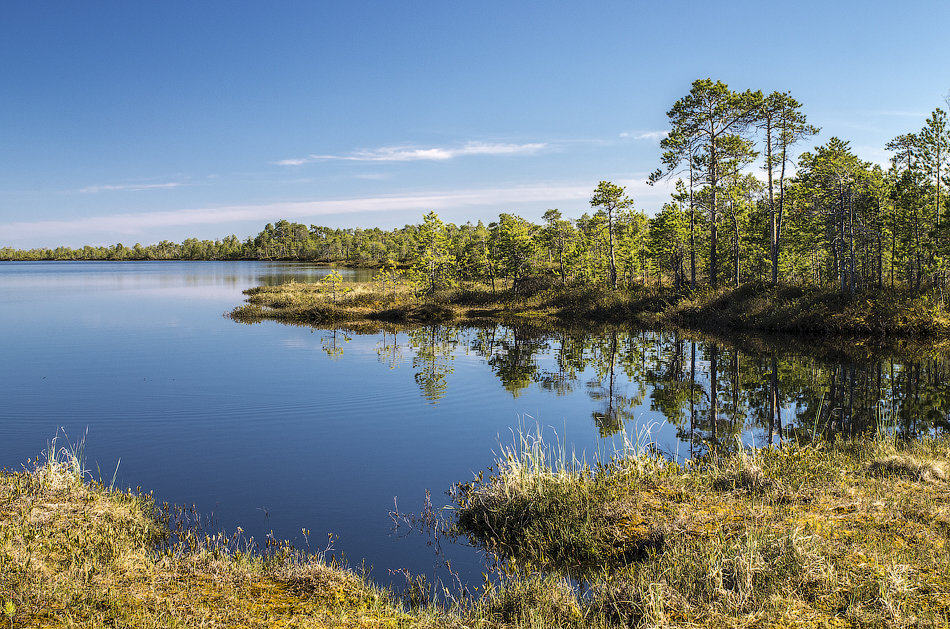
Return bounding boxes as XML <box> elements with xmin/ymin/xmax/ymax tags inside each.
<box><xmin>230</xmin><ymin>277</ymin><xmax>950</xmax><ymax>338</ymax></box>
<box><xmin>0</xmin><ymin>438</ymin><xmax>432</xmax><ymax>628</ymax></box>
<box><xmin>4</xmin><ymin>432</ymin><xmax>950</xmax><ymax>627</ymax></box>
<box><xmin>454</xmin><ymin>433</ymin><xmax>950</xmax><ymax>627</ymax></box>
<box><xmin>865</xmin><ymin>454</ymin><xmax>948</xmax><ymax>483</ymax></box>
<box><xmin>660</xmin><ymin>282</ymin><xmax>950</xmax><ymax>335</ymax></box>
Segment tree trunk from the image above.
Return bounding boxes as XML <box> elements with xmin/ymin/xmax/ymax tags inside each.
<box><xmin>710</xmin><ymin>145</ymin><xmax>719</xmax><ymax>289</ymax></box>
<box><xmin>766</xmin><ymin>117</ymin><xmax>778</xmax><ymax>284</ymax></box>
<box><xmin>733</xmin><ymin>212</ymin><xmax>740</xmax><ymax>287</ymax></box>
<box><xmin>848</xmin><ymin>188</ymin><xmax>856</xmax><ymax>294</ymax></box>
<box><xmin>689</xmin><ymin>164</ymin><xmax>697</xmax><ymax>289</ymax></box>
<box><xmin>607</xmin><ymin>210</ymin><xmax>618</xmax><ymax>289</ymax></box>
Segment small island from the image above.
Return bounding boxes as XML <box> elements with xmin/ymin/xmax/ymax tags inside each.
<box><xmin>230</xmin><ymin>273</ymin><xmax>950</xmax><ymax>339</ymax></box>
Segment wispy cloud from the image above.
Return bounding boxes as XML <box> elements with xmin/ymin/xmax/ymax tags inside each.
<box><xmin>4</xmin><ymin>176</ymin><xmax>677</xmax><ymax>245</ymax></box>
<box><xmin>79</xmin><ymin>182</ymin><xmax>184</xmax><ymax>194</ymax></box>
<box><xmin>865</xmin><ymin>110</ymin><xmax>928</xmax><ymax>118</ymax></box>
<box><xmin>277</xmin><ymin>141</ymin><xmax>548</xmax><ymax>166</ymax></box>
<box><xmin>275</xmin><ymin>157</ymin><xmax>314</xmax><ymax>166</ymax></box>
<box><xmin>619</xmin><ymin>130</ymin><xmax>669</xmax><ymax>142</ymax></box>
<box><xmin>2</xmin><ymin>183</ymin><xmax>589</xmax><ymax>241</ymax></box>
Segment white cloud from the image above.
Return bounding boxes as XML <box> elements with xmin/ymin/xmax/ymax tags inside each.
<box><xmin>277</xmin><ymin>141</ymin><xmax>548</xmax><ymax>165</ymax></box>
<box><xmin>0</xmin><ymin>183</ymin><xmax>590</xmax><ymax>240</ymax></box>
<box><xmin>79</xmin><ymin>182</ymin><xmax>184</xmax><ymax>193</ymax></box>
<box><xmin>274</xmin><ymin>157</ymin><xmax>311</xmax><ymax>166</ymax></box>
<box><xmin>619</xmin><ymin>130</ymin><xmax>669</xmax><ymax>142</ymax></box>
<box><xmin>865</xmin><ymin>110</ymin><xmax>928</xmax><ymax>118</ymax></box>
<box><xmin>3</xmin><ymin>175</ymin><xmax>679</xmax><ymax>245</ymax></box>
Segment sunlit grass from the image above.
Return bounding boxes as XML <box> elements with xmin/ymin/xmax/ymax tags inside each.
<box><xmin>0</xmin><ymin>437</ymin><xmax>447</xmax><ymax>628</ymax></box>
<box><xmin>230</xmin><ymin>276</ymin><xmax>950</xmax><ymax>338</ymax></box>
<box><xmin>4</xmin><ymin>429</ymin><xmax>949</xmax><ymax>627</ymax></box>
<box><xmin>454</xmin><ymin>428</ymin><xmax>950</xmax><ymax>627</ymax></box>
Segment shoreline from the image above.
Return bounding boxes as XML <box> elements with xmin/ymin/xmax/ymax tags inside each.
<box><xmin>3</xmin><ymin>436</ymin><xmax>948</xmax><ymax>627</ymax></box>
<box><xmin>229</xmin><ymin>280</ymin><xmax>950</xmax><ymax>339</ymax></box>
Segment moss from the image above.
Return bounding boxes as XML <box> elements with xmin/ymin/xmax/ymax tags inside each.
<box><xmin>7</xmin><ymin>435</ymin><xmax>950</xmax><ymax>628</ymax></box>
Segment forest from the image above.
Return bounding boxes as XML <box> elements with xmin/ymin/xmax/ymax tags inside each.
<box><xmin>5</xmin><ymin>79</ymin><xmax>950</xmax><ymax>298</ymax></box>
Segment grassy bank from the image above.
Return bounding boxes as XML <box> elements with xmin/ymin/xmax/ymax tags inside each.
<box><xmin>5</xmin><ymin>435</ymin><xmax>948</xmax><ymax>628</ymax></box>
<box><xmin>229</xmin><ymin>279</ymin><xmax>950</xmax><ymax>337</ymax></box>
<box><xmin>0</xmin><ymin>440</ymin><xmax>426</xmax><ymax>628</ymax></box>
<box><xmin>454</xmin><ymin>432</ymin><xmax>950</xmax><ymax>627</ymax></box>
<box><xmin>3</xmin><ymin>434</ymin><xmax>949</xmax><ymax>627</ymax></box>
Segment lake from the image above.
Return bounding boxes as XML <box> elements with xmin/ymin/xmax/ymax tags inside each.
<box><xmin>2</xmin><ymin>261</ymin><xmax>948</xmax><ymax>590</ymax></box>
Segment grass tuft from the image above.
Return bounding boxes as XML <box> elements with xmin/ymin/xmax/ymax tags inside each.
<box><xmin>866</xmin><ymin>454</ymin><xmax>948</xmax><ymax>483</ymax></box>
<box><xmin>5</xmin><ymin>432</ymin><xmax>950</xmax><ymax>627</ymax></box>
<box><xmin>0</xmin><ymin>443</ymin><xmax>443</xmax><ymax>628</ymax></box>
<box><xmin>476</xmin><ymin>573</ymin><xmax>583</xmax><ymax>627</ymax></box>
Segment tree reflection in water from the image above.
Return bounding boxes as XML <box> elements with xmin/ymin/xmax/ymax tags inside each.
<box><xmin>320</xmin><ymin>329</ymin><xmax>350</xmax><ymax>358</ymax></box>
<box><xmin>586</xmin><ymin>330</ymin><xmax>644</xmax><ymax>437</ymax></box>
<box><xmin>375</xmin><ymin>329</ymin><xmax>402</xmax><ymax>370</ymax></box>
<box><xmin>407</xmin><ymin>325</ymin><xmax>458</xmax><ymax>402</ymax></box>
<box><xmin>341</xmin><ymin>323</ymin><xmax>950</xmax><ymax>449</ymax></box>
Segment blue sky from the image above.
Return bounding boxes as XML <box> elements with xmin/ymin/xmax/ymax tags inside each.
<box><xmin>2</xmin><ymin>1</ymin><xmax>948</xmax><ymax>248</ymax></box>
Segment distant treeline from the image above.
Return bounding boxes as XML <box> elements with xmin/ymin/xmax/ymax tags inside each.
<box><xmin>0</xmin><ymin>224</ymin><xmax>415</xmax><ymax>265</ymax></box>
<box><xmin>4</xmin><ymin>78</ymin><xmax>950</xmax><ymax>295</ymax></box>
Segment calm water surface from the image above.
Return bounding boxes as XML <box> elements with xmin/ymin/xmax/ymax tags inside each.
<box><xmin>2</xmin><ymin>261</ymin><xmax>949</xmax><ymax>588</ymax></box>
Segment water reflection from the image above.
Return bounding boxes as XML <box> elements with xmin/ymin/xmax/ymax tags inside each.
<box><xmin>375</xmin><ymin>330</ymin><xmax>403</xmax><ymax>369</ymax></box>
<box><xmin>408</xmin><ymin>326</ymin><xmax>458</xmax><ymax>402</ymax></box>
<box><xmin>586</xmin><ymin>331</ymin><xmax>646</xmax><ymax>437</ymax></box>
<box><xmin>317</xmin><ymin>324</ymin><xmax>950</xmax><ymax>452</ymax></box>
<box><xmin>320</xmin><ymin>329</ymin><xmax>351</xmax><ymax>358</ymax></box>
<box><xmin>473</xmin><ymin>327</ymin><xmax>547</xmax><ymax>398</ymax></box>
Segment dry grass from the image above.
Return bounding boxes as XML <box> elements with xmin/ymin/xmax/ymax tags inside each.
<box><xmin>229</xmin><ymin>278</ymin><xmax>687</xmax><ymax>330</ymax></box>
<box><xmin>0</xmin><ymin>441</ymin><xmax>443</xmax><ymax>628</ymax></box>
<box><xmin>231</xmin><ymin>281</ymin><xmax>457</xmax><ymax>326</ymax></box>
<box><xmin>454</xmin><ymin>433</ymin><xmax>950</xmax><ymax>628</ymax></box>
<box><xmin>5</xmin><ymin>433</ymin><xmax>950</xmax><ymax>628</ymax></box>
<box><xmin>865</xmin><ymin>454</ymin><xmax>948</xmax><ymax>483</ymax></box>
